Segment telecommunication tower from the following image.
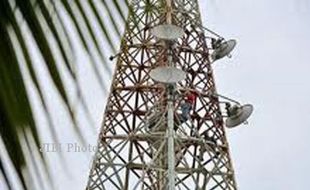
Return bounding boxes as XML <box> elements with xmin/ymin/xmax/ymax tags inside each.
<box><xmin>86</xmin><ymin>0</ymin><xmax>253</xmax><ymax>189</ymax></box>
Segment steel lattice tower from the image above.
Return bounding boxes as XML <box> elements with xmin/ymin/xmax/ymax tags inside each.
<box><xmin>86</xmin><ymin>0</ymin><xmax>238</xmax><ymax>189</ymax></box>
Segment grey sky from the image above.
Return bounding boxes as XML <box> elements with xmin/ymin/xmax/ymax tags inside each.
<box><xmin>1</xmin><ymin>0</ymin><xmax>309</xmax><ymax>189</ymax></box>
<box><xmin>200</xmin><ymin>0</ymin><xmax>310</xmax><ymax>189</ymax></box>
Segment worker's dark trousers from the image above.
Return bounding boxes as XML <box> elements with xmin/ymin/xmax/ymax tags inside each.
<box><xmin>180</xmin><ymin>102</ymin><xmax>192</xmax><ymax>122</ymax></box>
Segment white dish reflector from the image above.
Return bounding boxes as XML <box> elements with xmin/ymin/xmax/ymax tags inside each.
<box><xmin>151</xmin><ymin>24</ymin><xmax>184</xmax><ymax>40</ymax></box>
<box><xmin>212</xmin><ymin>39</ymin><xmax>237</xmax><ymax>61</ymax></box>
<box><xmin>226</xmin><ymin>104</ymin><xmax>253</xmax><ymax>128</ymax></box>
<box><xmin>150</xmin><ymin>66</ymin><xmax>186</xmax><ymax>84</ymax></box>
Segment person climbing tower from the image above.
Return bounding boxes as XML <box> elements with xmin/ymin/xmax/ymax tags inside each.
<box><xmin>180</xmin><ymin>90</ymin><xmax>197</xmax><ymax>122</ymax></box>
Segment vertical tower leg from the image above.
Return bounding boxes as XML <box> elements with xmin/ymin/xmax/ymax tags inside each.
<box><xmin>167</xmin><ymin>93</ymin><xmax>175</xmax><ymax>190</ymax></box>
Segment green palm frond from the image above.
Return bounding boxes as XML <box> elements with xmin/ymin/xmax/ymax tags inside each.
<box><xmin>0</xmin><ymin>0</ymin><xmax>128</xmax><ymax>189</ymax></box>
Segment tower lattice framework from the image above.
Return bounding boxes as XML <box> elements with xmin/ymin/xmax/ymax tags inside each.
<box><xmin>86</xmin><ymin>0</ymin><xmax>238</xmax><ymax>189</ymax></box>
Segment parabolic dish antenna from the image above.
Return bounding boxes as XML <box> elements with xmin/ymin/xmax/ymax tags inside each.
<box><xmin>212</xmin><ymin>39</ymin><xmax>237</xmax><ymax>61</ymax></box>
<box><xmin>150</xmin><ymin>66</ymin><xmax>186</xmax><ymax>84</ymax></box>
<box><xmin>151</xmin><ymin>24</ymin><xmax>184</xmax><ymax>40</ymax></box>
<box><xmin>226</xmin><ymin>104</ymin><xmax>254</xmax><ymax>128</ymax></box>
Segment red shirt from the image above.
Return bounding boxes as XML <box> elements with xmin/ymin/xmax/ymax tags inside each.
<box><xmin>186</xmin><ymin>93</ymin><xmax>197</xmax><ymax>104</ymax></box>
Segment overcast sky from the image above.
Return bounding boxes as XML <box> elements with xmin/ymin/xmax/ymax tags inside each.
<box><xmin>2</xmin><ymin>0</ymin><xmax>309</xmax><ymax>189</ymax></box>
<box><xmin>200</xmin><ymin>0</ymin><xmax>310</xmax><ymax>189</ymax></box>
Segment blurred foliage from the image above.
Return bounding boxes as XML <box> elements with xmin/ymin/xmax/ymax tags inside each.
<box><xmin>0</xmin><ymin>0</ymin><xmax>128</xmax><ymax>189</ymax></box>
